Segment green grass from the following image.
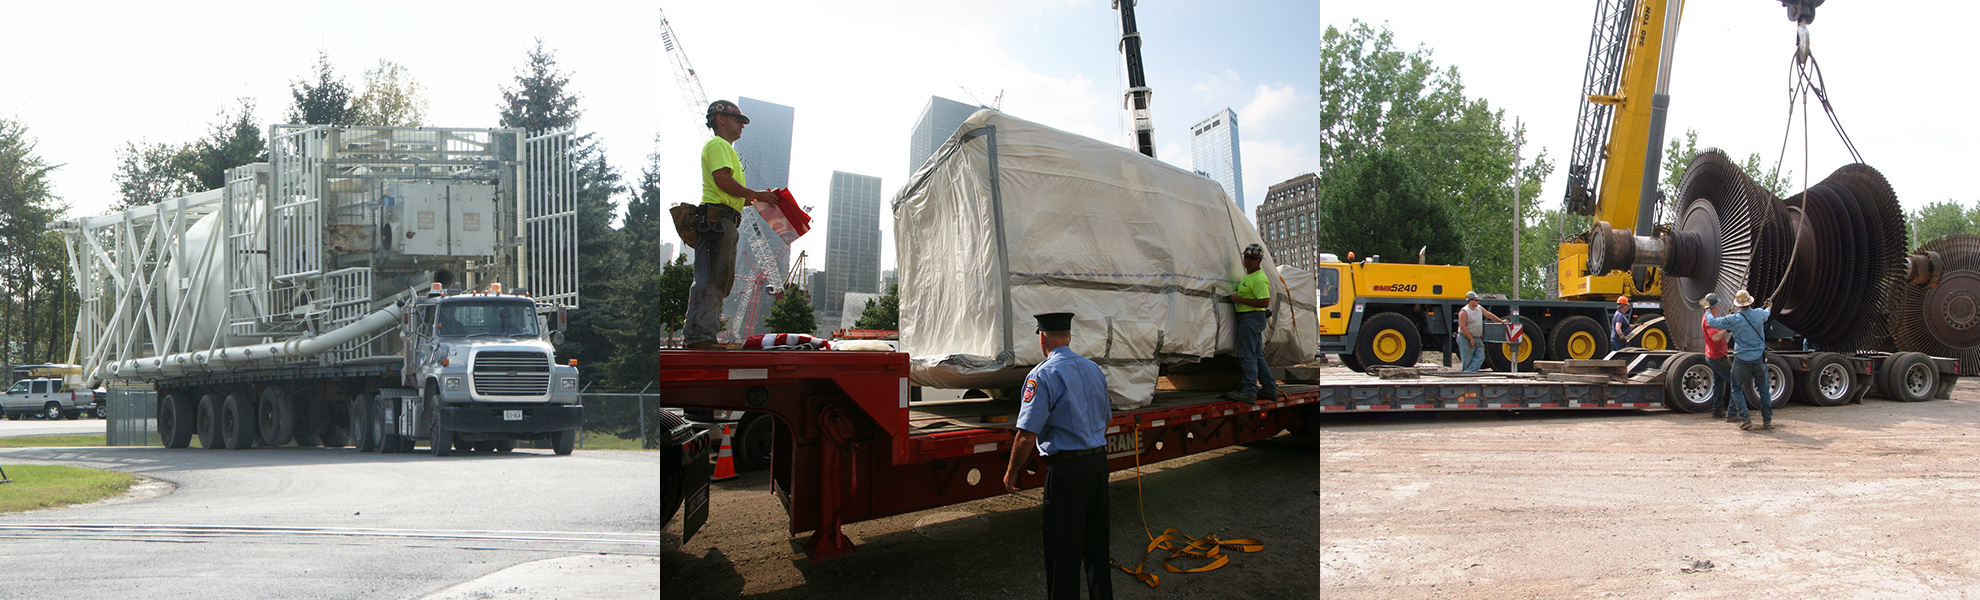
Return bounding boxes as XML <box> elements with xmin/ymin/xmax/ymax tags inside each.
<box><xmin>0</xmin><ymin>464</ymin><xmax>136</xmax><ymax>513</ymax></box>
<box><xmin>0</xmin><ymin>434</ymin><xmax>106</xmax><ymax>448</ymax></box>
<box><xmin>574</xmin><ymin>431</ymin><xmax>659</xmax><ymax>451</ymax></box>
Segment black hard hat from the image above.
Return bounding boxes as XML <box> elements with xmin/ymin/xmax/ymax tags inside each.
<box><xmin>1702</xmin><ymin>293</ymin><xmax>1721</xmax><ymax>308</ymax></box>
<box><xmin>706</xmin><ymin>100</ymin><xmax>750</xmax><ymax>126</ymax></box>
<box><xmin>1034</xmin><ymin>312</ymin><xmax>1074</xmax><ymax>332</ymax></box>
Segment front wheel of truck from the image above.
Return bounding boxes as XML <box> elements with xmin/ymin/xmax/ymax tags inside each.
<box><xmin>553</xmin><ymin>429</ymin><xmax>576</xmax><ymax>455</ymax></box>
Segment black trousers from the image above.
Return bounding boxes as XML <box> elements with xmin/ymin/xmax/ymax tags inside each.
<box><xmin>1042</xmin><ymin>451</ymin><xmax>1112</xmax><ymax>600</ymax></box>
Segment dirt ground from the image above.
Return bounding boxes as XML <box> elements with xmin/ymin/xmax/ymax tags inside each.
<box><xmin>1323</xmin><ymin>376</ymin><xmax>1980</xmax><ymax>599</ymax></box>
<box><xmin>663</xmin><ymin>436</ymin><xmax>1317</xmax><ymax>599</ymax></box>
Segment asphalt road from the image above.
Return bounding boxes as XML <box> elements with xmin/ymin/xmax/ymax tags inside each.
<box><xmin>662</xmin><ymin>435</ymin><xmax>1319</xmax><ymax>599</ymax></box>
<box><xmin>0</xmin><ymin>445</ymin><xmax>660</xmax><ymax>600</ymax></box>
<box><xmin>0</xmin><ymin>416</ymin><xmax>106</xmax><ymax>437</ymax></box>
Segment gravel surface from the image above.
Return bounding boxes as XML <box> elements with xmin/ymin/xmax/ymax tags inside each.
<box><xmin>1323</xmin><ymin>376</ymin><xmax>1980</xmax><ymax>599</ymax></box>
<box><xmin>663</xmin><ymin>436</ymin><xmax>1318</xmax><ymax>599</ymax></box>
<box><xmin>0</xmin><ymin>446</ymin><xmax>659</xmax><ymax>600</ymax></box>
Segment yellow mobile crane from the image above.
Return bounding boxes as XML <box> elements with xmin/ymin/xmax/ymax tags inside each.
<box><xmin>1318</xmin><ymin>0</ymin><xmax>1827</xmax><ymax>370</ymax></box>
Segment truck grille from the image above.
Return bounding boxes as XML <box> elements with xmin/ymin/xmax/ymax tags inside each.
<box><xmin>472</xmin><ymin>351</ymin><xmax>551</xmax><ymax>396</ymax></box>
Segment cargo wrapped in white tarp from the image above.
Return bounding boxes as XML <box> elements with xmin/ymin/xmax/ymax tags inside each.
<box><xmin>893</xmin><ymin>110</ymin><xmax>1316</xmax><ymax>409</ymax></box>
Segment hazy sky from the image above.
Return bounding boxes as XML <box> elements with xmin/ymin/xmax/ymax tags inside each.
<box><xmin>1320</xmin><ymin>1</ymin><xmax>1980</xmax><ymax>225</ymax></box>
<box><xmin>1</xmin><ymin>0</ymin><xmax>1321</xmax><ymax>279</ymax></box>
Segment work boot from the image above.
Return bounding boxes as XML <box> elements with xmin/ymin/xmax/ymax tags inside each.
<box><xmin>1761</xmin><ymin>419</ymin><xmax>1773</xmax><ymax>430</ymax></box>
<box><xmin>1725</xmin><ymin>415</ymin><xmax>1741</xmax><ymax>423</ymax></box>
<box><xmin>1739</xmin><ymin>418</ymin><xmax>1754</xmax><ymax>431</ymax></box>
<box><xmin>1712</xmin><ymin>410</ymin><xmax>1726</xmax><ymax>419</ymax></box>
<box><xmin>1220</xmin><ymin>390</ymin><xmax>1256</xmax><ymax>403</ymax></box>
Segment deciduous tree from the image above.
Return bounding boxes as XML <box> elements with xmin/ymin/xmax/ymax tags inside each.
<box><xmin>764</xmin><ymin>284</ymin><xmax>817</xmax><ymax>334</ymax></box>
<box><xmin>351</xmin><ymin>59</ymin><xmax>428</xmax><ymax>127</ymax></box>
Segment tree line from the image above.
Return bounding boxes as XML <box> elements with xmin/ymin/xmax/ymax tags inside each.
<box><xmin>1</xmin><ymin>42</ymin><xmax>659</xmax><ymax>399</ymax></box>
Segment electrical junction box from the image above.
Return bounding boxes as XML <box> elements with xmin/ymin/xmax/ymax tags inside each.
<box><xmin>385</xmin><ymin>182</ymin><xmax>499</xmax><ymax>257</ymax></box>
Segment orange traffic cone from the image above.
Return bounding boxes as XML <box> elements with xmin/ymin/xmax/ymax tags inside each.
<box><xmin>711</xmin><ymin>422</ymin><xmax>740</xmax><ymax>481</ymax></box>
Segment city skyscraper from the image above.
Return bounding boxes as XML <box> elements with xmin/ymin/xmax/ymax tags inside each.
<box><xmin>736</xmin><ymin>97</ymin><xmax>795</xmax><ymax>189</ymax></box>
<box><xmin>718</xmin><ymin>98</ymin><xmax>796</xmax><ymax>340</ymax></box>
<box><xmin>1190</xmin><ymin>108</ymin><xmax>1245</xmax><ymax>210</ymax></box>
<box><xmin>660</xmin><ymin>241</ymin><xmax>675</xmax><ymax>264</ymax></box>
<box><xmin>908</xmin><ymin>96</ymin><xmax>979</xmax><ymax>176</ymax></box>
<box><xmin>1257</xmin><ymin>173</ymin><xmax>1321</xmax><ymax>273</ymax></box>
<box><xmin>821</xmin><ymin>171</ymin><xmax>883</xmax><ymax>327</ymax></box>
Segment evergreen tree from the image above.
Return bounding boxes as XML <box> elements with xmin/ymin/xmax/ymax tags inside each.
<box><xmin>288</xmin><ymin>51</ymin><xmax>356</xmax><ymax>126</ymax></box>
<box><xmin>657</xmin><ymin>255</ymin><xmax>693</xmax><ymax>346</ymax></box>
<box><xmin>184</xmin><ymin>99</ymin><xmax>266</xmax><ymax>191</ymax></box>
<box><xmin>853</xmin><ymin>283</ymin><xmax>899</xmax><ymax>330</ymax></box>
<box><xmin>626</xmin><ymin>146</ymin><xmax>662</xmax><ymax>262</ymax></box>
<box><xmin>764</xmin><ymin>284</ymin><xmax>817</xmax><ymax>334</ymax></box>
<box><xmin>499</xmin><ymin>39</ymin><xmax>627</xmax><ymax>386</ymax></box>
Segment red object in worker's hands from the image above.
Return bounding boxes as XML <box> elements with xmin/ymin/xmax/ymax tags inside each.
<box><xmin>757</xmin><ymin>188</ymin><xmax>811</xmax><ymax>243</ymax></box>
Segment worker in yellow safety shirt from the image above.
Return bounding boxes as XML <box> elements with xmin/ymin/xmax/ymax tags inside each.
<box><xmin>1223</xmin><ymin>243</ymin><xmax>1280</xmax><ymax>404</ymax></box>
<box><xmin>683</xmin><ymin>100</ymin><xmax>781</xmax><ymax>349</ymax></box>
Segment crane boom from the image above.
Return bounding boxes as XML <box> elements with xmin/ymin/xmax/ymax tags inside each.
<box><xmin>1114</xmin><ymin>1</ymin><xmax>1155</xmax><ymax>158</ymax></box>
<box><xmin>659</xmin><ymin>8</ymin><xmax>710</xmax><ymax>122</ymax></box>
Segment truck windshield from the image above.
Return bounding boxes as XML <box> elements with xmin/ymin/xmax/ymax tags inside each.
<box><xmin>436</xmin><ymin>301</ymin><xmax>540</xmax><ymax>338</ymax></box>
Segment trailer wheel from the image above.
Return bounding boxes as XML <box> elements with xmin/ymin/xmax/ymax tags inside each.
<box><xmin>553</xmin><ymin>429</ymin><xmax>576</xmax><ymax>455</ymax></box>
<box><xmin>351</xmin><ymin>394</ymin><xmax>377</xmax><ymax>452</ymax></box>
<box><xmin>221</xmin><ymin>393</ymin><xmax>257</xmax><ymax>450</ymax></box>
<box><xmin>197</xmin><ymin>394</ymin><xmax>224</xmax><ymax>449</ymax></box>
<box><xmin>1754</xmin><ymin>354</ymin><xmax>1792</xmax><ymax>411</ymax></box>
<box><xmin>1798</xmin><ymin>353</ymin><xmax>1857</xmax><ymax>407</ymax></box>
<box><xmin>159</xmin><ymin>393</ymin><xmax>196</xmax><ymax>449</ymax></box>
<box><xmin>1884</xmin><ymin>352</ymin><xmax>1938</xmax><ymax>402</ymax></box>
<box><xmin>257</xmin><ymin>386</ymin><xmax>297</xmax><ymax>447</ymax></box>
<box><xmin>1661</xmin><ymin>352</ymin><xmax>1715</xmax><ymax>413</ymax></box>
<box><xmin>1486</xmin><ymin>316</ymin><xmax>1541</xmax><ymax>373</ymax></box>
<box><xmin>1355</xmin><ymin>312</ymin><xmax>1420</xmax><ymax>368</ymax></box>
<box><xmin>734</xmin><ymin>414</ymin><xmax>774</xmax><ymax>471</ymax></box>
<box><xmin>1338</xmin><ymin>354</ymin><xmax>1364</xmax><ymax>373</ymax></box>
<box><xmin>1548</xmin><ymin>315</ymin><xmax>1609</xmax><ymax>361</ymax></box>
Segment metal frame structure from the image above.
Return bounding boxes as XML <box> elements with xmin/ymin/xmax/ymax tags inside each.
<box><xmin>57</xmin><ymin>125</ymin><xmax>577</xmax><ymax>385</ymax></box>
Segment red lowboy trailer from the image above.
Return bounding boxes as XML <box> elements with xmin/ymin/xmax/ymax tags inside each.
<box><xmin>659</xmin><ymin>349</ymin><xmax>1319</xmax><ymax>562</ymax></box>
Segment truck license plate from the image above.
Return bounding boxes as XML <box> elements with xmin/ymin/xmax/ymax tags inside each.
<box><xmin>503</xmin><ymin>410</ymin><xmax>523</xmax><ymax>421</ymax></box>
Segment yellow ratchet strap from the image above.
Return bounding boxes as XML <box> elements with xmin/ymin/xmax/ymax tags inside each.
<box><xmin>1109</xmin><ymin>425</ymin><xmax>1266</xmax><ymax>588</ymax></box>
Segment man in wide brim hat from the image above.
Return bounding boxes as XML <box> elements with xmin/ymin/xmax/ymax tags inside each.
<box><xmin>1705</xmin><ymin>289</ymin><xmax>1775</xmax><ymax>430</ymax></box>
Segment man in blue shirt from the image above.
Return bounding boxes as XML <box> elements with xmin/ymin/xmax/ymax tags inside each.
<box><xmin>1003</xmin><ymin>312</ymin><xmax>1113</xmax><ymax>600</ymax></box>
<box><xmin>1704</xmin><ymin>289</ymin><xmax>1774</xmax><ymax>430</ymax></box>
<box><xmin>1610</xmin><ymin>296</ymin><xmax>1632</xmax><ymax>350</ymax></box>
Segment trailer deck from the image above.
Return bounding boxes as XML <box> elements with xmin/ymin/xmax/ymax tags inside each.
<box><xmin>1308</xmin><ymin>371</ymin><xmax>1666</xmax><ymax>412</ymax></box>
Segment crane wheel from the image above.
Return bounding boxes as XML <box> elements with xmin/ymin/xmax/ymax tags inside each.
<box><xmin>1354</xmin><ymin>312</ymin><xmax>1420</xmax><ymax>368</ymax></box>
<box><xmin>1548</xmin><ymin>316</ymin><xmax>1609</xmax><ymax>361</ymax></box>
<box><xmin>1486</xmin><ymin>316</ymin><xmax>1541</xmax><ymax>372</ymax></box>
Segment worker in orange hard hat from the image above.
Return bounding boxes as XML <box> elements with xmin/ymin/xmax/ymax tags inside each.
<box><xmin>1610</xmin><ymin>296</ymin><xmax>1632</xmax><ymax>350</ymax></box>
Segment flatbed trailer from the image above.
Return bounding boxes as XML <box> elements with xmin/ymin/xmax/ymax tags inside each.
<box><xmin>1312</xmin><ymin>349</ymin><xmax>1961</xmax><ymax>415</ymax></box>
<box><xmin>658</xmin><ymin>349</ymin><xmax>1319</xmax><ymax>562</ymax></box>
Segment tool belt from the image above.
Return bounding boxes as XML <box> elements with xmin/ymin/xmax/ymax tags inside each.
<box><xmin>668</xmin><ymin>202</ymin><xmax>741</xmax><ymax>247</ymax></box>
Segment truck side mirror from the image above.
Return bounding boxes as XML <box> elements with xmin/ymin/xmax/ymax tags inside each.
<box><xmin>551</xmin><ymin>331</ymin><xmax>566</xmax><ymax>345</ymax></box>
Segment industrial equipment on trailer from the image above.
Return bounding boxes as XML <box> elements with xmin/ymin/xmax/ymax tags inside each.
<box><xmin>55</xmin><ymin>125</ymin><xmax>584</xmax><ymax>455</ymax></box>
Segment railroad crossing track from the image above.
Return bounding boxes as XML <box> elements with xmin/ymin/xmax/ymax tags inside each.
<box><xmin>0</xmin><ymin>523</ymin><xmax>660</xmax><ymax>555</ymax></box>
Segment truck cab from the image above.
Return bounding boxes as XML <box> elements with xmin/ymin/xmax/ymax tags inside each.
<box><xmin>388</xmin><ymin>284</ymin><xmax>584</xmax><ymax>455</ymax></box>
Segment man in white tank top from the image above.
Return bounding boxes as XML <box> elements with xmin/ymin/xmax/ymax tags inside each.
<box><xmin>1456</xmin><ymin>291</ymin><xmax>1508</xmax><ymax>372</ymax></box>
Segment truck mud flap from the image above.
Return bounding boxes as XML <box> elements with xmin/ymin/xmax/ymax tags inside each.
<box><xmin>680</xmin><ymin>434</ymin><xmax>714</xmax><ymax>543</ymax></box>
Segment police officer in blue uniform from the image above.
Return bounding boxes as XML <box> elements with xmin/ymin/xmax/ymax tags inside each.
<box><xmin>1003</xmin><ymin>312</ymin><xmax>1113</xmax><ymax>600</ymax></box>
